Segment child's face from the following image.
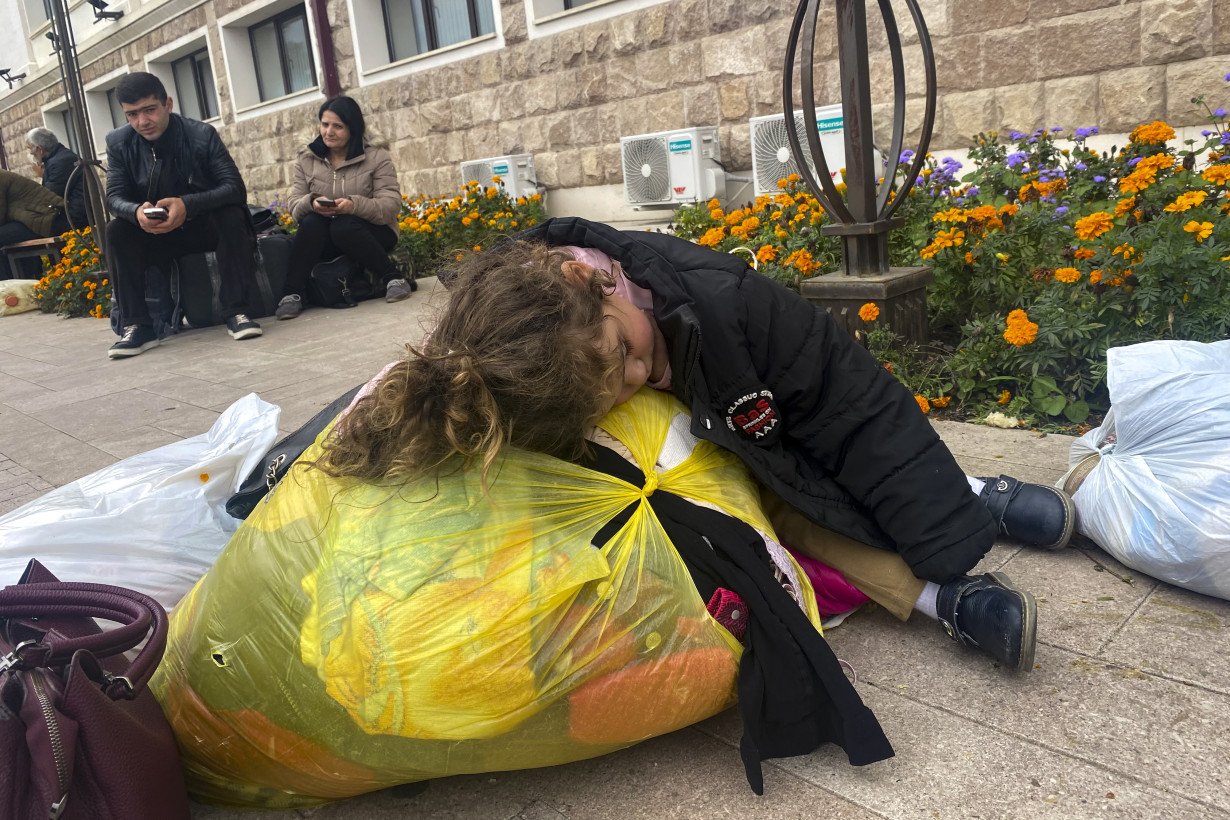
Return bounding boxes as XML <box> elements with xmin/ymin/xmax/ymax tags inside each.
<box><xmin>598</xmin><ymin>292</ymin><xmax>657</xmax><ymax>413</ymax></box>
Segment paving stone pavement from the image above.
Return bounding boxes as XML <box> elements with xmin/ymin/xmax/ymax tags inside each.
<box><xmin>2</xmin><ymin>281</ymin><xmax>1227</xmax><ymax>820</ymax></box>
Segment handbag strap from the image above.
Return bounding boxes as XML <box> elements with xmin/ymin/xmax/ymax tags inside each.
<box><xmin>0</xmin><ymin>582</ymin><xmax>168</xmax><ymax>699</ymax></box>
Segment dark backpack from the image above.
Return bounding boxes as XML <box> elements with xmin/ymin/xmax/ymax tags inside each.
<box><xmin>305</xmin><ymin>255</ymin><xmax>376</xmax><ymax>308</ymax></box>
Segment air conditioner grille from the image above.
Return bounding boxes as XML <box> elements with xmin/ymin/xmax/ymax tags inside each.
<box><xmin>753</xmin><ymin>115</ymin><xmax>812</xmax><ymax>193</ymax></box>
<box><xmin>622</xmin><ymin>137</ymin><xmax>671</xmax><ymax>203</ymax></box>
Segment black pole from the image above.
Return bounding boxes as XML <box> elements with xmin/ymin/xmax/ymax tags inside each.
<box><xmin>47</xmin><ymin>0</ymin><xmax>111</xmax><ymax>260</ymax></box>
<box><xmin>783</xmin><ymin>0</ymin><xmax>937</xmax><ymax>276</ymax></box>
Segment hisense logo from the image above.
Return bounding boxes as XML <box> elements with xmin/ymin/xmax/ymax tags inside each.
<box><xmin>668</xmin><ymin>139</ymin><xmax>692</xmax><ymax>152</ymax></box>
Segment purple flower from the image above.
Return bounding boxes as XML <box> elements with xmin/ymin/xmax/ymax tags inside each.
<box><xmin>966</xmin><ymin>185</ymin><xmax>980</xmax><ymax>196</ymax></box>
<box><xmin>1216</xmin><ymin>107</ymin><xmax>1228</xmax><ymax>118</ymax></box>
<box><xmin>1027</xmin><ymin>136</ymin><xmax>1039</xmax><ymax>145</ymax></box>
<box><xmin>1222</xmin><ymin>132</ymin><xmax>1230</xmax><ymax>145</ymax></box>
<box><xmin>1203</xmin><ymin>129</ymin><xmax>1215</xmax><ymax>137</ymax></box>
<box><xmin>1074</xmin><ymin>126</ymin><xmax>1100</xmax><ymax>140</ymax></box>
<box><xmin>1010</xmin><ymin>130</ymin><xmax>1025</xmax><ymax>140</ymax></box>
<box><xmin>1128</xmin><ymin>157</ymin><xmax>1142</xmax><ymax>166</ymax></box>
<box><xmin>1093</xmin><ymin>175</ymin><xmax>1107</xmax><ymax>183</ymax></box>
<box><xmin>1225</xmin><ymin>71</ymin><xmax>1230</xmax><ymax>81</ymax></box>
<box><xmin>1050</xmin><ymin>126</ymin><xmax>1064</xmax><ymax>133</ymax></box>
<box><xmin>1075</xmin><ymin>162</ymin><xmax>1088</xmax><ymax>171</ymax></box>
<box><xmin>1055</xmin><ymin>206</ymin><xmax>1069</xmax><ymax>215</ymax></box>
<box><xmin>1006</xmin><ymin>151</ymin><xmax>1028</xmax><ymax>168</ymax></box>
<box><xmin>899</xmin><ymin>149</ymin><xmax>916</xmax><ymax>164</ymax></box>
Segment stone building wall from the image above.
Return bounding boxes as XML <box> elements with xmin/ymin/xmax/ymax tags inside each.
<box><xmin>1</xmin><ymin>0</ymin><xmax>1228</xmax><ymax>209</ymax></box>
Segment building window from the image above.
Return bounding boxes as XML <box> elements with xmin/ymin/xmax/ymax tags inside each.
<box><xmin>249</xmin><ymin>7</ymin><xmax>316</xmax><ymax>101</ymax></box>
<box><xmin>381</xmin><ymin>0</ymin><xmax>495</xmax><ymax>61</ymax></box>
<box><xmin>104</xmin><ymin>89</ymin><xmax>126</xmax><ymax>129</ymax></box>
<box><xmin>170</xmin><ymin>48</ymin><xmax>219</xmax><ymax>121</ymax></box>
<box><xmin>46</xmin><ymin>109</ymin><xmax>82</xmax><ymax>156</ymax></box>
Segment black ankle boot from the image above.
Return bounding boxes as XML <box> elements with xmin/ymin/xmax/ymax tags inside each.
<box><xmin>979</xmin><ymin>475</ymin><xmax>1075</xmax><ymax>550</ymax></box>
<box><xmin>936</xmin><ymin>573</ymin><xmax>1037</xmax><ymax>672</ymax></box>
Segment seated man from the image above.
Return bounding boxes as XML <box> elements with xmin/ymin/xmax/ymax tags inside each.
<box><xmin>104</xmin><ymin>71</ymin><xmax>261</xmax><ymax>359</ymax></box>
<box><xmin>0</xmin><ymin>169</ymin><xmax>68</xmax><ymax>279</ymax></box>
<box><xmin>27</xmin><ymin>127</ymin><xmax>89</xmax><ymax>232</ymax></box>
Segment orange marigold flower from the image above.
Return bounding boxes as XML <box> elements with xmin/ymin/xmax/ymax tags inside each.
<box><xmin>697</xmin><ymin>227</ymin><xmax>727</xmax><ymax>247</ymax></box>
<box><xmin>1003</xmin><ymin>310</ymin><xmax>1038</xmax><ymax>346</ymax></box>
<box><xmin>1054</xmin><ymin>266</ymin><xmax>1081</xmax><ymax>283</ymax></box>
<box><xmin>1129</xmin><ymin>121</ymin><xmax>1176</xmax><ymax>144</ymax></box>
<box><xmin>1074</xmin><ymin>211</ymin><xmax>1114</xmax><ymax>240</ymax></box>
<box><xmin>1163</xmin><ymin>190</ymin><xmax>1207</xmax><ymax>212</ymax></box>
<box><xmin>1184</xmin><ymin>220</ymin><xmax>1214</xmax><ymax>242</ymax></box>
<box><xmin>997</xmin><ymin>389</ymin><xmax>1012</xmax><ymax>406</ymax></box>
<box><xmin>998</xmin><ymin>203</ymin><xmax>1019</xmax><ymax>217</ymax></box>
<box><xmin>964</xmin><ymin>251</ymin><xmax>975</xmax><ymax>265</ymax></box>
<box><xmin>756</xmin><ymin>244</ymin><xmax>777</xmax><ymax>263</ymax></box>
<box><xmin>915</xmin><ymin>395</ymin><xmax>931</xmax><ymax>414</ymax></box>
<box><xmin>933</xmin><ymin>208</ymin><xmax>968</xmax><ymax>223</ymax></box>
<box><xmin>858</xmin><ymin>302</ymin><xmax>880</xmax><ymax>322</ymax></box>
<box><xmin>932</xmin><ymin>396</ymin><xmax>951</xmax><ymax>408</ymax></box>
<box><xmin>1202</xmin><ymin>165</ymin><xmax>1230</xmax><ymax>186</ymax></box>
<box><xmin>1089</xmin><ymin>269</ymin><xmax>1103</xmax><ymax>284</ymax></box>
<box><xmin>1073</xmin><ymin>247</ymin><xmax>1096</xmax><ymax>260</ymax></box>
<box><xmin>1114</xmin><ymin>196</ymin><xmax>1136</xmax><ymax>217</ymax></box>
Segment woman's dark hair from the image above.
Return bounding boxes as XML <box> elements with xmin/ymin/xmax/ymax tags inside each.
<box><xmin>318</xmin><ymin>96</ymin><xmax>366</xmax><ymax>160</ymax></box>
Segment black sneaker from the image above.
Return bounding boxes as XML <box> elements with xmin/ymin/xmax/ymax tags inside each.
<box><xmin>108</xmin><ymin>324</ymin><xmax>160</xmax><ymax>359</ymax></box>
<box><xmin>978</xmin><ymin>475</ymin><xmax>1075</xmax><ymax>550</ymax></box>
<box><xmin>274</xmin><ymin>294</ymin><xmax>303</xmax><ymax>320</ymax></box>
<box><xmin>937</xmin><ymin>572</ymin><xmax>1037</xmax><ymax>672</ymax></box>
<box><xmin>226</xmin><ymin>313</ymin><xmax>262</xmax><ymax>340</ymax></box>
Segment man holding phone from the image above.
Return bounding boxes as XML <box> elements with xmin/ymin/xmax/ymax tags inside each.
<box><xmin>104</xmin><ymin>71</ymin><xmax>261</xmax><ymax>359</ymax></box>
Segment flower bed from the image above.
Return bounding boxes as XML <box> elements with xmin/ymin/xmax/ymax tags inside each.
<box><xmin>673</xmin><ymin>76</ymin><xmax>1230</xmax><ymax>427</ymax></box>
<box><xmin>32</xmin><ymin>228</ymin><xmax>111</xmax><ymax>319</ymax></box>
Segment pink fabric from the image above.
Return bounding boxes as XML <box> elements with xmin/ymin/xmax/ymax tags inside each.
<box><xmin>706</xmin><ymin>587</ymin><xmax>748</xmax><ymax>641</ymax></box>
<box><xmin>785</xmin><ymin>547</ymin><xmax>870</xmax><ymax>618</ymax></box>
<box><xmin>557</xmin><ymin>245</ymin><xmax>672</xmax><ymax>390</ymax></box>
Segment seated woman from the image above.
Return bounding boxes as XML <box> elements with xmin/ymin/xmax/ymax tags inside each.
<box><xmin>275</xmin><ymin>96</ymin><xmax>412</xmax><ymax>319</ymax></box>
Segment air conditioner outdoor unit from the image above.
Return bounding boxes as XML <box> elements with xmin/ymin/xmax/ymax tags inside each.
<box><xmin>459</xmin><ymin>154</ymin><xmax>537</xmax><ymax>200</ymax></box>
<box><xmin>620</xmin><ymin>126</ymin><xmax>724</xmax><ymax>209</ymax></box>
<box><xmin>749</xmin><ymin>104</ymin><xmax>850</xmax><ymax>197</ymax></box>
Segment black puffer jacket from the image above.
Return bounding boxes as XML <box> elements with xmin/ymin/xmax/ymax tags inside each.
<box><xmin>105</xmin><ymin>114</ymin><xmax>246</xmax><ymax>224</ymax></box>
<box><xmin>520</xmin><ymin>217</ymin><xmax>996</xmax><ymax>583</ymax></box>
<box><xmin>41</xmin><ymin>143</ymin><xmax>88</xmax><ymax>229</ymax></box>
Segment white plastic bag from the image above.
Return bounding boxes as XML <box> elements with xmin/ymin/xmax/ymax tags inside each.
<box><xmin>1067</xmin><ymin>340</ymin><xmax>1230</xmax><ymax>600</ymax></box>
<box><xmin>0</xmin><ymin>394</ymin><xmax>280</xmax><ymax>609</ymax></box>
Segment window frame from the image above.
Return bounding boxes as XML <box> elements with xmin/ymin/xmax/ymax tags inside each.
<box><xmin>169</xmin><ymin>47</ymin><xmax>219</xmax><ymax>122</ymax></box>
<box><xmin>379</xmin><ymin>0</ymin><xmax>492</xmax><ymax>63</ymax></box>
<box><xmin>247</xmin><ymin>6</ymin><xmax>317</xmax><ymax>102</ymax></box>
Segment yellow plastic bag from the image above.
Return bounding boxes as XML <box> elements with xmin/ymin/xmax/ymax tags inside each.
<box><xmin>153</xmin><ymin>388</ymin><xmax>820</xmax><ymax>809</ymax></box>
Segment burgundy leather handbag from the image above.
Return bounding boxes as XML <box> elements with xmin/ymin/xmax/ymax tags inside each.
<box><xmin>0</xmin><ymin>560</ymin><xmax>190</xmax><ymax>819</ymax></box>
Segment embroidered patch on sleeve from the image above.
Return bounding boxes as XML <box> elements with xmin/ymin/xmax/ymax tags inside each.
<box><xmin>724</xmin><ymin>389</ymin><xmax>781</xmax><ymax>444</ymax></box>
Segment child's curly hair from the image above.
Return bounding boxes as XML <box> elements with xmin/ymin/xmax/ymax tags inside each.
<box><xmin>317</xmin><ymin>240</ymin><xmax>616</xmax><ymax>482</ymax></box>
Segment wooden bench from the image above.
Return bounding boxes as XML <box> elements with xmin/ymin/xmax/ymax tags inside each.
<box><xmin>1</xmin><ymin>236</ymin><xmax>66</xmax><ymax>277</ymax></box>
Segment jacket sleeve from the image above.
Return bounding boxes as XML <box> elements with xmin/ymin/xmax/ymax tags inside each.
<box><xmin>105</xmin><ymin>136</ymin><xmax>142</xmax><ymax>225</ymax></box>
<box><xmin>179</xmin><ymin>126</ymin><xmax>247</xmax><ymax>219</ymax></box>
<box><xmin>737</xmin><ymin>272</ymin><xmax>996</xmax><ymax>582</ymax></box>
<box><xmin>288</xmin><ymin>156</ymin><xmax>315</xmax><ymax>221</ymax></box>
<box><xmin>348</xmin><ymin>150</ymin><xmax>401</xmax><ymax>228</ymax></box>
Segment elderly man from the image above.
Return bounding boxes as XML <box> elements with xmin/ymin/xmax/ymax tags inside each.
<box><xmin>26</xmin><ymin>127</ymin><xmax>89</xmax><ymax>231</ymax></box>
<box><xmin>0</xmin><ymin>169</ymin><xmax>67</xmax><ymax>279</ymax></box>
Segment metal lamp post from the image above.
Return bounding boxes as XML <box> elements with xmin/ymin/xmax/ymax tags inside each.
<box><xmin>46</xmin><ymin>0</ymin><xmax>113</xmax><ymax>260</ymax></box>
<box><xmin>784</xmin><ymin>0</ymin><xmax>939</xmax><ymax>343</ymax></box>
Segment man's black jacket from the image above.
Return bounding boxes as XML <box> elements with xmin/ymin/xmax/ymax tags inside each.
<box><xmin>105</xmin><ymin>114</ymin><xmax>246</xmax><ymax>224</ymax></box>
<box><xmin>519</xmin><ymin>217</ymin><xmax>997</xmax><ymax>583</ymax></box>
<box><xmin>41</xmin><ymin>143</ymin><xmax>88</xmax><ymax>229</ymax></box>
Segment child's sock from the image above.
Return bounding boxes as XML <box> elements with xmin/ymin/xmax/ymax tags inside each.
<box><xmin>914</xmin><ymin>581</ymin><xmax>941</xmax><ymax>619</ymax></box>
<box><xmin>966</xmin><ymin>475</ymin><xmax>986</xmax><ymax>495</ymax></box>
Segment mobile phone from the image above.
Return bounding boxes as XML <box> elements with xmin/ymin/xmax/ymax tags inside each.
<box><xmin>316</xmin><ymin>197</ymin><xmax>337</xmax><ymax>208</ymax></box>
<box><xmin>142</xmin><ymin>207</ymin><xmax>168</xmax><ymax>221</ymax></box>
